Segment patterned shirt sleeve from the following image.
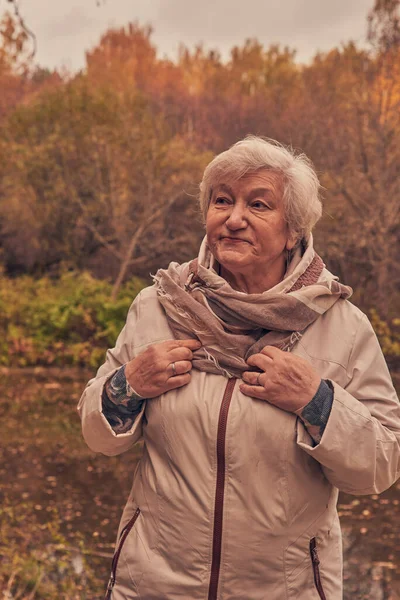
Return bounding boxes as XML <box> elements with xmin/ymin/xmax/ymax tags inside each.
<box><xmin>102</xmin><ymin>364</ymin><xmax>145</xmax><ymax>434</ymax></box>
<box><xmin>296</xmin><ymin>379</ymin><xmax>334</xmax><ymax>446</ymax></box>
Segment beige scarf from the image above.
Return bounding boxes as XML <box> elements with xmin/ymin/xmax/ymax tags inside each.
<box><xmin>153</xmin><ymin>235</ymin><xmax>352</xmax><ymax>378</ymax></box>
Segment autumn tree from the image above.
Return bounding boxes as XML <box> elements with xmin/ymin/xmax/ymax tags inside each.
<box><xmin>367</xmin><ymin>0</ymin><xmax>400</xmax><ymax>51</ymax></box>
<box><xmin>0</xmin><ymin>77</ymin><xmax>211</xmax><ymax>294</ymax></box>
<box><xmin>0</xmin><ymin>12</ymin><xmax>30</xmax><ymax>118</ymax></box>
<box><xmin>60</xmin><ymin>89</ymin><xmax>212</xmax><ymax>299</ymax></box>
<box><xmin>177</xmin><ymin>41</ymin><xmax>300</xmax><ymax>152</ymax></box>
<box><xmin>295</xmin><ymin>40</ymin><xmax>400</xmax><ymax>318</ymax></box>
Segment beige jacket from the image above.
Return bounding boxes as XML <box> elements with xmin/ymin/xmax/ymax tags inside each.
<box><xmin>78</xmin><ymin>286</ymin><xmax>400</xmax><ymax>600</ymax></box>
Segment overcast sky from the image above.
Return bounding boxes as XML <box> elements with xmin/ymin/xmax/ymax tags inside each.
<box><xmin>1</xmin><ymin>0</ymin><xmax>374</xmax><ymax>72</ymax></box>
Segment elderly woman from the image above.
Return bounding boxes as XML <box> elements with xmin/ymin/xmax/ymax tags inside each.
<box><xmin>78</xmin><ymin>136</ymin><xmax>400</xmax><ymax>600</ymax></box>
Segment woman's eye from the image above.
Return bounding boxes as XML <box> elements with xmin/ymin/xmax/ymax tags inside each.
<box><xmin>215</xmin><ymin>197</ymin><xmax>230</xmax><ymax>205</ymax></box>
<box><xmin>252</xmin><ymin>200</ymin><xmax>270</xmax><ymax>209</ymax></box>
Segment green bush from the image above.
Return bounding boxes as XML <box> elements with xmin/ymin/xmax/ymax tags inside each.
<box><xmin>369</xmin><ymin>309</ymin><xmax>400</xmax><ymax>358</ymax></box>
<box><xmin>0</xmin><ymin>271</ymin><xmax>146</xmax><ymax>368</ymax></box>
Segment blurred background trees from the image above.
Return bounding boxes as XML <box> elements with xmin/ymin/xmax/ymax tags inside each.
<box><xmin>0</xmin><ymin>1</ymin><xmax>399</xmax><ymax>321</ymax></box>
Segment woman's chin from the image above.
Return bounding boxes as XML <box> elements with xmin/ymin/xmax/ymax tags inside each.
<box><xmin>216</xmin><ymin>252</ymin><xmax>251</xmax><ymax>273</ymax></box>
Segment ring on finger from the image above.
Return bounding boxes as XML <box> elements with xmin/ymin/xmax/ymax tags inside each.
<box><xmin>257</xmin><ymin>372</ymin><xmax>263</xmax><ymax>387</ymax></box>
<box><xmin>171</xmin><ymin>362</ymin><xmax>177</xmax><ymax>377</ymax></box>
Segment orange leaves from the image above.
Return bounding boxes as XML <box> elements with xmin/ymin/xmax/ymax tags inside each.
<box><xmin>85</xmin><ymin>23</ymin><xmax>158</xmax><ymax>94</ymax></box>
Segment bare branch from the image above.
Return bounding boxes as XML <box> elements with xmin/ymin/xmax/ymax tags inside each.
<box><xmin>62</xmin><ymin>162</ymin><xmax>124</xmax><ymax>261</ymax></box>
<box><xmin>81</xmin><ymin>218</ymin><xmax>123</xmax><ymax>261</ymax></box>
<box><xmin>330</xmin><ymin>175</ymin><xmax>362</xmax><ymax>213</ymax></box>
<box><xmin>111</xmin><ymin>194</ymin><xmax>182</xmax><ymax>301</ymax></box>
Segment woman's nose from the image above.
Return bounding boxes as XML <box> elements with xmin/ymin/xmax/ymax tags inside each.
<box><xmin>225</xmin><ymin>204</ymin><xmax>247</xmax><ymax>229</ymax></box>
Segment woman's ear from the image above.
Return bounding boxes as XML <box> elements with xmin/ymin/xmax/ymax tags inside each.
<box><xmin>286</xmin><ymin>232</ymin><xmax>298</xmax><ymax>251</ymax></box>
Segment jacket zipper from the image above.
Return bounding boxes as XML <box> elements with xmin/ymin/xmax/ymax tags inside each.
<box><xmin>208</xmin><ymin>377</ymin><xmax>237</xmax><ymax>600</ymax></box>
<box><xmin>309</xmin><ymin>537</ymin><xmax>327</xmax><ymax>600</ymax></box>
<box><xmin>105</xmin><ymin>507</ymin><xmax>141</xmax><ymax>600</ymax></box>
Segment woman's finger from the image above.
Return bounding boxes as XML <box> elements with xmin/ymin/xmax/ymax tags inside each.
<box><xmin>239</xmin><ymin>383</ymin><xmax>267</xmax><ymax>399</ymax></box>
<box><xmin>161</xmin><ymin>339</ymin><xmax>201</xmax><ymax>351</ymax></box>
<box><xmin>242</xmin><ymin>370</ymin><xmax>264</xmax><ymax>387</ymax></box>
<box><xmin>246</xmin><ymin>353</ymin><xmax>272</xmax><ymax>371</ymax></box>
<box><xmin>260</xmin><ymin>346</ymin><xmax>282</xmax><ymax>358</ymax></box>
<box><xmin>165</xmin><ymin>372</ymin><xmax>191</xmax><ymax>391</ymax></box>
<box><xmin>167</xmin><ymin>360</ymin><xmax>192</xmax><ymax>378</ymax></box>
<box><xmin>176</xmin><ymin>339</ymin><xmax>202</xmax><ymax>350</ymax></box>
<box><xmin>168</xmin><ymin>346</ymin><xmax>195</xmax><ymax>362</ymax></box>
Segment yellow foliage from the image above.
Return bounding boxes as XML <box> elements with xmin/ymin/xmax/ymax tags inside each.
<box><xmin>370</xmin><ymin>309</ymin><xmax>400</xmax><ymax>357</ymax></box>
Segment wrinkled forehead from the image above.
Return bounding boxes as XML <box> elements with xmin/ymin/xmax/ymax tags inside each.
<box><xmin>211</xmin><ymin>168</ymin><xmax>284</xmax><ymax>197</ymax></box>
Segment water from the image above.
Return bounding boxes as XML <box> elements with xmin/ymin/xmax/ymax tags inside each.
<box><xmin>0</xmin><ymin>370</ymin><xmax>399</xmax><ymax>599</ymax></box>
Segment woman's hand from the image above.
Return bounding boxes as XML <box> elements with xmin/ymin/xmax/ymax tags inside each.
<box><xmin>240</xmin><ymin>346</ymin><xmax>321</xmax><ymax>413</ymax></box>
<box><xmin>125</xmin><ymin>339</ymin><xmax>202</xmax><ymax>399</ymax></box>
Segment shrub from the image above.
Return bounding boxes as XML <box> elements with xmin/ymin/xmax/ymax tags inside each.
<box><xmin>369</xmin><ymin>309</ymin><xmax>400</xmax><ymax>358</ymax></box>
<box><xmin>0</xmin><ymin>271</ymin><xmax>146</xmax><ymax>368</ymax></box>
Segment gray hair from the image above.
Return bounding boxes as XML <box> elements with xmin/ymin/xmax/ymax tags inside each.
<box><xmin>199</xmin><ymin>135</ymin><xmax>322</xmax><ymax>242</ymax></box>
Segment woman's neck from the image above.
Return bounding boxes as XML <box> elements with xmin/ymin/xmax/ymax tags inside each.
<box><xmin>220</xmin><ymin>257</ymin><xmax>287</xmax><ymax>294</ymax></box>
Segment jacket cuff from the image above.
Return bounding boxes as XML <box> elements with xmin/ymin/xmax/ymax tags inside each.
<box><xmin>78</xmin><ymin>370</ymin><xmax>146</xmax><ymax>455</ymax></box>
<box><xmin>102</xmin><ymin>366</ymin><xmax>145</xmax><ymax>434</ymax></box>
<box><xmin>295</xmin><ymin>379</ymin><xmax>334</xmax><ymax>445</ymax></box>
<box><xmin>295</xmin><ymin>379</ymin><xmax>400</xmax><ymax>494</ymax></box>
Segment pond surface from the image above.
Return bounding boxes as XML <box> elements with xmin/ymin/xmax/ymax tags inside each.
<box><xmin>0</xmin><ymin>370</ymin><xmax>399</xmax><ymax>599</ymax></box>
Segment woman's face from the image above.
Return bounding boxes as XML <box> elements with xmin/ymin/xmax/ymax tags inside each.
<box><xmin>206</xmin><ymin>169</ymin><xmax>296</xmax><ymax>285</ymax></box>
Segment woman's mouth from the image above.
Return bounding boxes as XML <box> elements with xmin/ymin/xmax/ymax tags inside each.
<box><xmin>221</xmin><ymin>237</ymin><xmax>250</xmax><ymax>244</ymax></box>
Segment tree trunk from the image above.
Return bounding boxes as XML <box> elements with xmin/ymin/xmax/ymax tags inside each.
<box><xmin>111</xmin><ymin>196</ymin><xmax>179</xmax><ymax>301</ymax></box>
<box><xmin>111</xmin><ymin>225</ymin><xmax>145</xmax><ymax>302</ymax></box>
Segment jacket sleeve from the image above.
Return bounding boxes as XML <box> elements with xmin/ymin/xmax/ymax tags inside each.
<box><xmin>77</xmin><ymin>293</ymin><xmax>146</xmax><ymax>457</ymax></box>
<box><xmin>296</xmin><ymin>313</ymin><xmax>400</xmax><ymax>495</ymax></box>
